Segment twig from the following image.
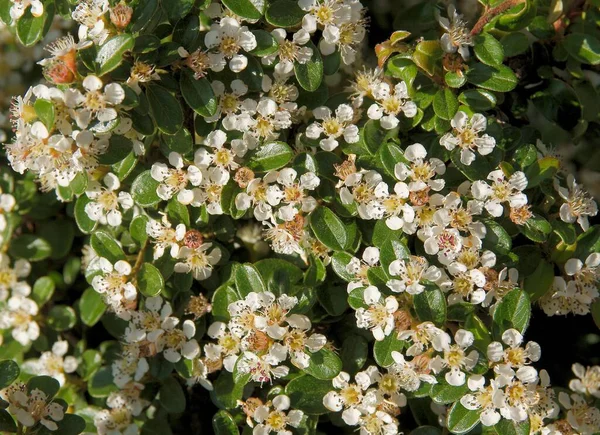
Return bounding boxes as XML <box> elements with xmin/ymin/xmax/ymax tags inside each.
<box><xmin>470</xmin><ymin>0</ymin><xmax>527</xmax><ymax>36</ymax></box>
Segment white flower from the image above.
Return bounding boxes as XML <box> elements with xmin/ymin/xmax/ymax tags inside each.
<box><xmin>204</xmin><ymin>17</ymin><xmax>257</xmax><ymax>72</ymax></box>
<box><xmin>64</xmin><ymin>75</ymin><xmax>124</xmax><ymax>128</ymax></box>
<box><xmin>346</xmin><ymin>246</ymin><xmax>380</xmax><ymax>292</ymax></box>
<box><xmin>440</xmin><ymin>112</ymin><xmax>496</xmax><ymax>165</ymax></box>
<box><xmin>398</xmin><ymin>321</ymin><xmax>449</xmax><ymax>356</ymax></box>
<box><xmin>471</xmin><ymin>169</ymin><xmax>528</xmax><ymax>217</ymax></box>
<box><xmin>146</xmin><ymin>219</ymin><xmax>186</xmax><ymax>260</ymax></box>
<box><xmin>305</xmin><ymin>104</ymin><xmax>359</xmax><ymax>151</ymax></box>
<box><xmin>555</xmin><ymin>175</ymin><xmax>598</xmax><ymax>231</ymax></box>
<box><xmin>0</xmin><ymin>294</ymin><xmax>39</xmax><ymax>345</ymax></box>
<box><xmin>72</xmin><ymin>0</ymin><xmax>110</xmax><ymax>44</ymax></box>
<box><xmin>236</xmin><ymin>171</ymin><xmax>282</xmax><ymax>222</ymax></box>
<box><xmin>487</xmin><ymin>329</ymin><xmax>541</xmax><ymax>384</ymax></box>
<box><xmin>422</xmin><ymin>226</ymin><xmax>463</xmax><ymax>265</ymax></box>
<box><xmin>274</xmin><ymin>168</ymin><xmax>320</xmax><ymax>221</ymax></box>
<box><xmin>237</xmin><ymin>351</ymin><xmax>289</xmax><ymax>384</ymax></box>
<box><xmin>569</xmin><ymin>363</ymin><xmax>600</xmax><ymax>398</ymax></box>
<box><xmin>387</xmin><ymin>255</ymin><xmax>441</xmax><ymax>295</ymax></box>
<box><xmin>439</xmin><ymin>6</ymin><xmax>473</xmax><ymax>60</ymax></box>
<box><xmin>193</xmin><ymin>166</ymin><xmax>230</xmax><ymax>214</ymax></box>
<box><xmin>150</xmin><ymin>152</ymin><xmax>203</xmax><ymax>204</ymax></box>
<box><xmin>367</xmin><ymin>81</ymin><xmax>417</xmax><ymax>129</ymax></box>
<box><xmin>430</xmin><ymin>329</ymin><xmax>479</xmax><ymax>386</ymax></box>
<box><xmin>263</xmin><ymin>29</ymin><xmax>313</xmax><ymax>75</ymax></box>
<box><xmin>158</xmin><ymin>319</ymin><xmax>200</xmax><ymax>363</ymax></box>
<box><xmin>22</xmin><ymin>340</ymin><xmax>78</xmax><ymax>386</ymax></box>
<box><xmin>558</xmin><ymin>392</ymin><xmax>600</xmax><ymax>435</ymax></box>
<box><xmin>251</xmin><ymin>395</ymin><xmax>304</xmax><ymax>435</ymax></box>
<box><xmin>0</xmin><ymin>254</ymin><xmax>31</xmax><ymax>301</ymax></box>
<box><xmin>460</xmin><ymin>375</ymin><xmax>504</xmax><ymax>426</ymax></box>
<box><xmin>9</xmin><ymin>0</ymin><xmax>44</xmax><ymax>20</ymax></box>
<box><xmin>394</xmin><ymin>143</ymin><xmax>446</xmax><ymax>192</ymax></box>
<box><xmin>85</xmin><ymin>173</ymin><xmax>133</xmax><ymax>227</ymax></box>
<box><xmin>355</xmin><ymin>286</ymin><xmax>398</xmax><ymax>341</ymax></box>
<box><xmin>540</xmin><ymin>275</ymin><xmax>598</xmax><ymax>316</ymax></box>
<box><xmin>174</xmin><ymin>243</ymin><xmax>222</xmax><ymax>280</ymax></box>
<box><xmin>2</xmin><ymin>384</ymin><xmax>64</xmax><ymax>431</ymax></box>
<box><xmin>91</xmin><ymin>258</ymin><xmax>137</xmax><ymax>320</ymax></box>
<box><xmin>323</xmin><ymin>371</ymin><xmax>377</xmax><ymax>425</ymax></box>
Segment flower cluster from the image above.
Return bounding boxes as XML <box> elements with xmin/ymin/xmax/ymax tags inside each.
<box><xmin>0</xmin><ymin>0</ymin><xmax>599</xmax><ymax>434</ymax></box>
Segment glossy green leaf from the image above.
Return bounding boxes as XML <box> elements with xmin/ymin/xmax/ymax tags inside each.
<box><xmin>79</xmin><ymin>288</ymin><xmax>107</xmax><ymax>327</ymax></box>
<box><xmin>146</xmin><ymin>84</ymin><xmax>184</xmax><ymax>135</ymax></box>
<box><xmin>137</xmin><ymin>263</ymin><xmax>164</xmax><ymax>297</ymax></box>
<box><xmin>96</xmin><ymin>34</ymin><xmax>134</xmax><ymax>75</ymax></box>
<box><xmin>180</xmin><ymin>70</ymin><xmax>218</xmax><ymax>118</ymax></box>
<box><xmin>295</xmin><ymin>41</ymin><xmax>323</xmax><ymax>92</ymax></box>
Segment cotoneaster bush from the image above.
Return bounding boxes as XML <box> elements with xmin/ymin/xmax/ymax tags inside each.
<box><xmin>0</xmin><ymin>0</ymin><xmax>599</xmax><ymax>434</ymax></box>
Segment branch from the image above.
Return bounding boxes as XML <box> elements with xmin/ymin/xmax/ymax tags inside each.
<box><xmin>470</xmin><ymin>0</ymin><xmax>527</xmax><ymax>36</ymax></box>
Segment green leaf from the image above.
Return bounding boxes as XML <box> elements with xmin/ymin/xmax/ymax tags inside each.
<box><xmin>249</xmin><ymin>30</ymin><xmax>279</xmax><ymax>56</ymax></box>
<box><xmin>0</xmin><ymin>409</ymin><xmax>16</xmax><ymax>433</ymax></box>
<box><xmin>79</xmin><ymin>288</ymin><xmax>107</xmax><ymax>327</ymax></box>
<box><xmin>74</xmin><ymin>195</ymin><xmax>98</xmax><ymax>234</ymax></box>
<box><xmin>166</xmin><ymin>197</ymin><xmax>190</xmax><ymax>227</ymax></box>
<box><xmin>47</xmin><ymin>305</ymin><xmax>77</xmax><ymax>331</ymax></box>
<box><xmin>492</xmin><ymin>418</ymin><xmax>530</xmax><ymax>435</ymax></box>
<box><xmin>445</xmin><ymin>71</ymin><xmax>467</xmax><ymax>88</ymax></box>
<box><xmin>592</xmin><ymin>299</ymin><xmax>600</xmax><ymax>330</ymax></box>
<box><xmin>412</xmin><ymin>40</ymin><xmax>444</xmax><ymax>76</ymax></box>
<box><xmin>96</xmin><ymin>34</ymin><xmax>134</xmax><ymax>75</ymax></box>
<box><xmin>160</xmin><ymin>377</ymin><xmax>186</xmax><ymax>414</ymax></box>
<box><xmin>501</xmin><ymin>32</ymin><xmax>530</xmax><ymax>57</ymax></box>
<box><xmin>373</xmin><ymin>333</ymin><xmax>406</xmax><ymax>367</ymax></box>
<box><xmin>131</xmin><ymin>0</ymin><xmax>159</xmax><ymax>33</ymax></box>
<box><xmin>16</xmin><ymin>2</ymin><xmax>54</xmax><ymax>46</ymax></box>
<box><xmin>447</xmin><ymin>401</ymin><xmax>480</xmax><ymax>434</ymax></box>
<box><xmin>450</xmin><ymin>148</ymin><xmax>491</xmax><ymax>182</ymax></box>
<box><xmin>431</xmin><ymin>380</ymin><xmax>469</xmax><ymax>404</ymax></box>
<box><xmin>39</xmin><ymin>219</ymin><xmax>75</xmax><ymax>260</ymax></box>
<box><xmin>235</xmin><ymin>264</ymin><xmax>266</xmax><ymax>297</ymax></box>
<box><xmin>474</xmin><ymin>33</ymin><xmax>504</xmax><ymax>66</ymax></box>
<box><xmin>90</xmin><ymin>231</ymin><xmax>126</xmax><ymax>263</ymax></box>
<box><xmin>180</xmin><ymin>71</ymin><xmax>218</xmax><ymax>118</ymax></box>
<box><xmin>246</xmin><ymin>141</ymin><xmax>294</xmax><ymax>172</ymax></box>
<box><xmin>212</xmin><ymin>410</ymin><xmax>239</xmax><ymax>435</ymax></box>
<box><xmin>467</xmin><ymin>63</ymin><xmax>518</xmax><ymax>92</ymax></box>
<box><xmin>564</xmin><ymin>33</ymin><xmax>600</xmax><ymax>65</ymax></box>
<box><xmin>482</xmin><ymin>220</ymin><xmax>512</xmax><ymax>255</ymax></box>
<box><xmin>492</xmin><ymin>289</ymin><xmax>531</xmax><ymax>338</ymax></box>
<box><xmin>146</xmin><ymin>84</ymin><xmax>184</xmax><ymax>135</ymax></box>
<box><xmin>27</xmin><ymin>376</ymin><xmax>60</xmax><ymax>399</ymax></box>
<box><xmin>413</xmin><ymin>284</ymin><xmax>447</xmax><ymax>326</ymax></box>
<box><xmin>161</xmin><ymin>0</ymin><xmax>194</xmax><ymax>22</ymax></box>
<box><xmin>295</xmin><ymin>41</ymin><xmax>323</xmax><ymax>92</ymax></box>
<box><xmin>0</xmin><ymin>360</ymin><xmax>19</xmax><ymax>389</ymax></box>
<box><xmin>137</xmin><ymin>263</ymin><xmax>164</xmax><ymax>297</ymax></box>
<box><xmin>211</xmin><ymin>286</ymin><xmax>239</xmax><ymax>322</ymax></box>
<box><xmin>458</xmin><ymin>89</ymin><xmax>496</xmax><ymax>111</ymax></box>
<box><xmin>433</xmin><ymin>88</ymin><xmax>459</xmax><ymax>121</ymax></box>
<box><xmin>130</xmin><ymin>215</ymin><xmax>149</xmax><ymax>245</ymax></box>
<box><xmin>265</xmin><ymin>0</ymin><xmax>304</xmax><ymax>27</ymax></box>
<box><xmin>88</xmin><ymin>367</ymin><xmax>118</xmax><ymax>398</ymax></box>
<box><xmin>317</xmin><ymin>285</ymin><xmax>348</xmax><ymax>316</ymax></box>
<box><xmin>524</xmin><ymin>157</ymin><xmax>559</xmax><ymax>188</ymax></box>
<box><xmin>42</xmin><ymin>414</ymin><xmax>87</xmax><ymax>435</ymax></box>
<box><xmin>211</xmin><ymin>370</ymin><xmax>249</xmax><ymax>409</ymax></box>
<box><xmin>309</xmin><ymin>206</ymin><xmax>348</xmax><ymax>251</ymax></box>
<box><xmin>519</xmin><ymin>214</ymin><xmax>552</xmax><ymax>242</ymax></box>
<box><xmin>523</xmin><ymin>260</ymin><xmax>554</xmax><ymax>302</ymax></box>
<box><xmin>98</xmin><ymin>136</ymin><xmax>133</xmax><ymax>165</ymax></box>
<box><xmin>34</xmin><ymin>99</ymin><xmax>55</xmax><ymax>130</ymax></box>
<box><xmin>361</xmin><ymin>119</ymin><xmax>398</xmax><ymax>155</ymax></box>
<box><xmin>8</xmin><ymin>235</ymin><xmax>52</xmax><ymax>262</ymax></box>
<box><xmin>221</xmin><ymin>0</ymin><xmax>265</xmax><ymax>20</ymax></box>
<box><xmin>131</xmin><ymin>170</ymin><xmax>162</xmax><ymax>207</ymax></box>
<box><xmin>303</xmin><ymin>348</ymin><xmax>342</xmax><ymax>380</ymax></box>
<box><xmin>32</xmin><ymin>276</ymin><xmax>55</xmax><ymax>306</ymax></box>
<box><xmin>286</xmin><ymin>375</ymin><xmax>333</xmax><ymax>414</ymax></box>
<box><xmin>340</xmin><ymin>335</ymin><xmax>368</xmax><ymax>374</ymax></box>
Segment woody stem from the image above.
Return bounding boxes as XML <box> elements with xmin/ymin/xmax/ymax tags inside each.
<box><xmin>470</xmin><ymin>0</ymin><xmax>527</xmax><ymax>36</ymax></box>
